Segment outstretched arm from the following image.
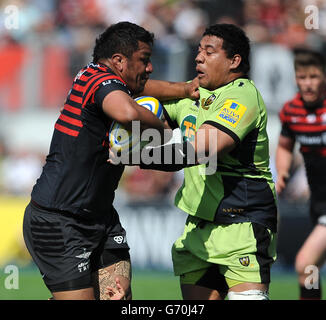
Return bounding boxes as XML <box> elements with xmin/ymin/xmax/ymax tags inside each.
<box><xmin>140</xmin><ymin>77</ymin><xmax>200</xmax><ymax>101</ymax></box>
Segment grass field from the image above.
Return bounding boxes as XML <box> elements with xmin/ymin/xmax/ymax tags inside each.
<box><xmin>1</xmin><ymin>267</ymin><xmax>326</xmax><ymax>300</ymax></box>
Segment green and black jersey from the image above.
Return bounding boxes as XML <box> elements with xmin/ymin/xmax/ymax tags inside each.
<box><xmin>164</xmin><ymin>78</ymin><xmax>277</xmax><ymax>232</ymax></box>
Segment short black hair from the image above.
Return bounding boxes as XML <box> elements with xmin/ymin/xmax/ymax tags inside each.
<box><xmin>92</xmin><ymin>21</ymin><xmax>154</xmax><ymax>62</ymax></box>
<box><xmin>294</xmin><ymin>48</ymin><xmax>326</xmax><ymax>73</ymax></box>
<box><xmin>203</xmin><ymin>24</ymin><xmax>250</xmax><ymax>74</ymax></box>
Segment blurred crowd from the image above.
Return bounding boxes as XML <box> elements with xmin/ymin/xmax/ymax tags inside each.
<box><xmin>0</xmin><ymin>0</ymin><xmax>324</xmax><ymax>204</ymax></box>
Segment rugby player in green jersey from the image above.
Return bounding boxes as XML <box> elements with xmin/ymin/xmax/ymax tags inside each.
<box><xmin>111</xmin><ymin>24</ymin><xmax>277</xmax><ymax>300</ymax></box>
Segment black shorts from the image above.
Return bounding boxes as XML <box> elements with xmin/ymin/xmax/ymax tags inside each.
<box><xmin>310</xmin><ymin>198</ymin><xmax>326</xmax><ymax>226</ymax></box>
<box><xmin>23</xmin><ymin>201</ymin><xmax>130</xmax><ymax>292</ymax></box>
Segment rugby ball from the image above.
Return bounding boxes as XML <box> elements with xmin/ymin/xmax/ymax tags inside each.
<box><xmin>109</xmin><ymin>96</ymin><xmax>163</xmax><ymax>154</ymax></box>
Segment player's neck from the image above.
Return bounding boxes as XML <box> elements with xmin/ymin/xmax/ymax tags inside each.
<box><xmin>213</xmin><ymin>72</ymin><xmax>247</xmax><ymax>90</ymax></box>
<box><xmin>227</xmin><ymin>72</ymin><xmax>246</xmax><ymax>84</ymax></box>
<box><xmin>98</xmin><ymin>58</ymin><xmax>121</xmax><ymax>78</ymax></box>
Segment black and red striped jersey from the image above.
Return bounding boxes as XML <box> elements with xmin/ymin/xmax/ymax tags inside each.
<box><xmin>31</xmin><ymin>62</ymin><xmax>130</xmax><ymax>217</ymax></box>
<box><xmin>280</xmin><ymin>93</ymin><xmax>326</xmax><ymax>155</ymax></box>
<box><xmin>279</xmin><ymin>92</ymin><xmax>326</xmax><ymax>198</ymax></box>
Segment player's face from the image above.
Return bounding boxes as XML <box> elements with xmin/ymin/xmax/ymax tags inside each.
<box><xmin>195</xmin><ymin>35</ymin><xmax>232</xmax><ymax>90</ymax></box>
<box><xmin>123</xmin><ymin>41</ymin><xmax>153</xmax><ymax>95</ymax></box>
<box><xmin>296</xmin><ymin>66</ymin><xmax>325</xmax><ymax>105</ymax></box>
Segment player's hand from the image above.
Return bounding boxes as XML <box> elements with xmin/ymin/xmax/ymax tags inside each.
<box><xmin>105</xmin><ymin>277</ymin><xmax>126</xmax><ymax>300</ymax></box>
<box><xmin>275</xmin><ymin>172</ymin><xmax>289</xmax><ymax>194</ymax></box>
<box><xmin>185</xmin><ymin>77</ymin><xmax>199</xmax><ymax>100</ymax></box>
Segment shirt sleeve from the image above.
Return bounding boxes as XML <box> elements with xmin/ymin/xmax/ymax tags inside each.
<box><xmin>204</xmin><ymin>98</ymin><xmax>259</xmax><ymax>144</ymax></box>
<box><xmin>94</xmin><ymin>77</ymin><xmax>131</xmax><ymax>107</ymax></box>
<box><xmin>162</xmin><ymin>100</ymin><xmax>180</xmax><ymax>129</ymax></box>
<box><xmin>279</xmin><ymin>106</ymin><xmax>295</xmax><ymax>138</ymax></box>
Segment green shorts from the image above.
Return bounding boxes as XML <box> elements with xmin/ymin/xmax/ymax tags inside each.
<box><xmin>172</xmin><ymin>216</ymin><xmax>277</xmax><ymax>289</ymax></box>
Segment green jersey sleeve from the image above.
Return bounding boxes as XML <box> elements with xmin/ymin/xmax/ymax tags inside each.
<box><xmin>205</xmin><ymin>96</ymin><xmax>259</xmax><ymax>143</ymax></box>
<box><xmin>162</xmin><ymin>100</ymin><xmax>180</xmax><ymax>130</ymax></box>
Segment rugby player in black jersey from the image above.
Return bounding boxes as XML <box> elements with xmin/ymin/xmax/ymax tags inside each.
<box><xmin>276</xmin><ymin>49</ymin><xmax>326</xmax><ymax>300</ymax></box>
<box><xmin>22</xmin><ymin>21</ymin><xmax>196</xmax><ymax>300</ymax></box>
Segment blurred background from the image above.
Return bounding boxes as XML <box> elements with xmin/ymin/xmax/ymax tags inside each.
<box><xmin>0</xmin><ymin>0</ymin><xmax>326</xmax><ymax>299</ymax></box>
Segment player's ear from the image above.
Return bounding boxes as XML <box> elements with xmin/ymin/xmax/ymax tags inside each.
<box><xmin>111</xmin><ymin>53</ymin><xmax>126</xmax><ymax>72</ymax></box>
<box><xmin>230</xmin><ymin>54</ymin><xmax>241</xmax><ymax>71</ymax></box>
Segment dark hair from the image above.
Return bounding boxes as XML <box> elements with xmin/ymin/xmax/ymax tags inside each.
<box><xmin>92</xmin><ymin>21</ymin><xmax>154</xmax><ymax>62</ymax></box>
<box><xmin>294</xmin><ymin>48</ymin><xmax>325</xmax><ymax>73</ymax></box>
<box><xmin>203</xmin><ymin>24</ymin><xmax>250</xmax><ymax>74</ymax></box>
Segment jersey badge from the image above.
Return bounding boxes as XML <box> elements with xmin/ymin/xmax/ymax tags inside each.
<box><xmin>216</xmin><ymin>99</ymin><xmax>247</xmax><ymax>128</ymax></box>
<box><xmin>239</xmin><ymin>256</ymin><xmax>250</xmax><ymax>267</ymax></box>
<box><xmin>201</xmin><ymin>94</ymin><xmax>216</xmax><ymax>110</ymax></box>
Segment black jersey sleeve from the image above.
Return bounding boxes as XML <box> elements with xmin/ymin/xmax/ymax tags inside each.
<box><xmin>94</xmin><ymin>78</ymin><xmax>131</xmax><ymax>107</ymax></box>
<box><xmin>280</xmin><ymin>123</ymin><xmax>295</xmax><ymax>139</ymax></box>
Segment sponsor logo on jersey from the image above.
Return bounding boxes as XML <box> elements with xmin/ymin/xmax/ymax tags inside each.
<box><xmin>75</xmin><ymin>251</ymin><xmax>92</xmax><ymax>259</ymax></box>
<box><xmin>181</xmin><ymin>115</ymin><xmax>197</xmax><ymax>142</ymax></box>
<box><xmin>102</xmin><ymin>79</ymin><xmax>125</xmax><ymax>86</ymax></box>
<box><xmin>201</xmin><ymin>94</ymin><xmax>216</xmax><ymax>110</ymax></box>
<box><xmin>222</xmin><ymin>207</ymin><xmax>245</xmax><ymax>214</ymax></box>
<box><xmin>113</xmin><ymin>235</ymin><xmax>125</xmax><ymax>244</ymax></box>
<box><xmin>306</xmin><ymin>114</ymin><xmax>316</xmax><ymax>123</ymax></box>
<box><xmin>239</xmin><ymin>256</ymin><xmax>250</xmax><ymax>267</ymax></box>
<box><xmin>216</xmin><ymin>99</ymin><xmax>247</xmax><ymax>128</ymax></box>
<box><xmin>297</xmin><ymin>134</ymin><xmax>325</xmax><ymax>145</ymax></box>
<box><xmin>76</xmin><ymin>248</ymin><xmax>91</xmax><ymax>272</ymax></box>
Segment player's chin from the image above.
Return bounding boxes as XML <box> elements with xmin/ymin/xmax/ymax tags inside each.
<box><xmin>198</xmin><ymin>77</ymin><xmax>208</xmax><ymax>88</ymax></box>
<box><xmin>303</xmin><ymin>94</ymin><xmax>318</xmax><ymax>104</ymax></box>
<box><xmin>135</xmin><ymin>80</ymin><xmax>148</xmax><ymax>94</ymax></box>
<box><xmin>133</xmin><ymin>84</ymin><xmax>145</xmax><ymax>96</ymax></box>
